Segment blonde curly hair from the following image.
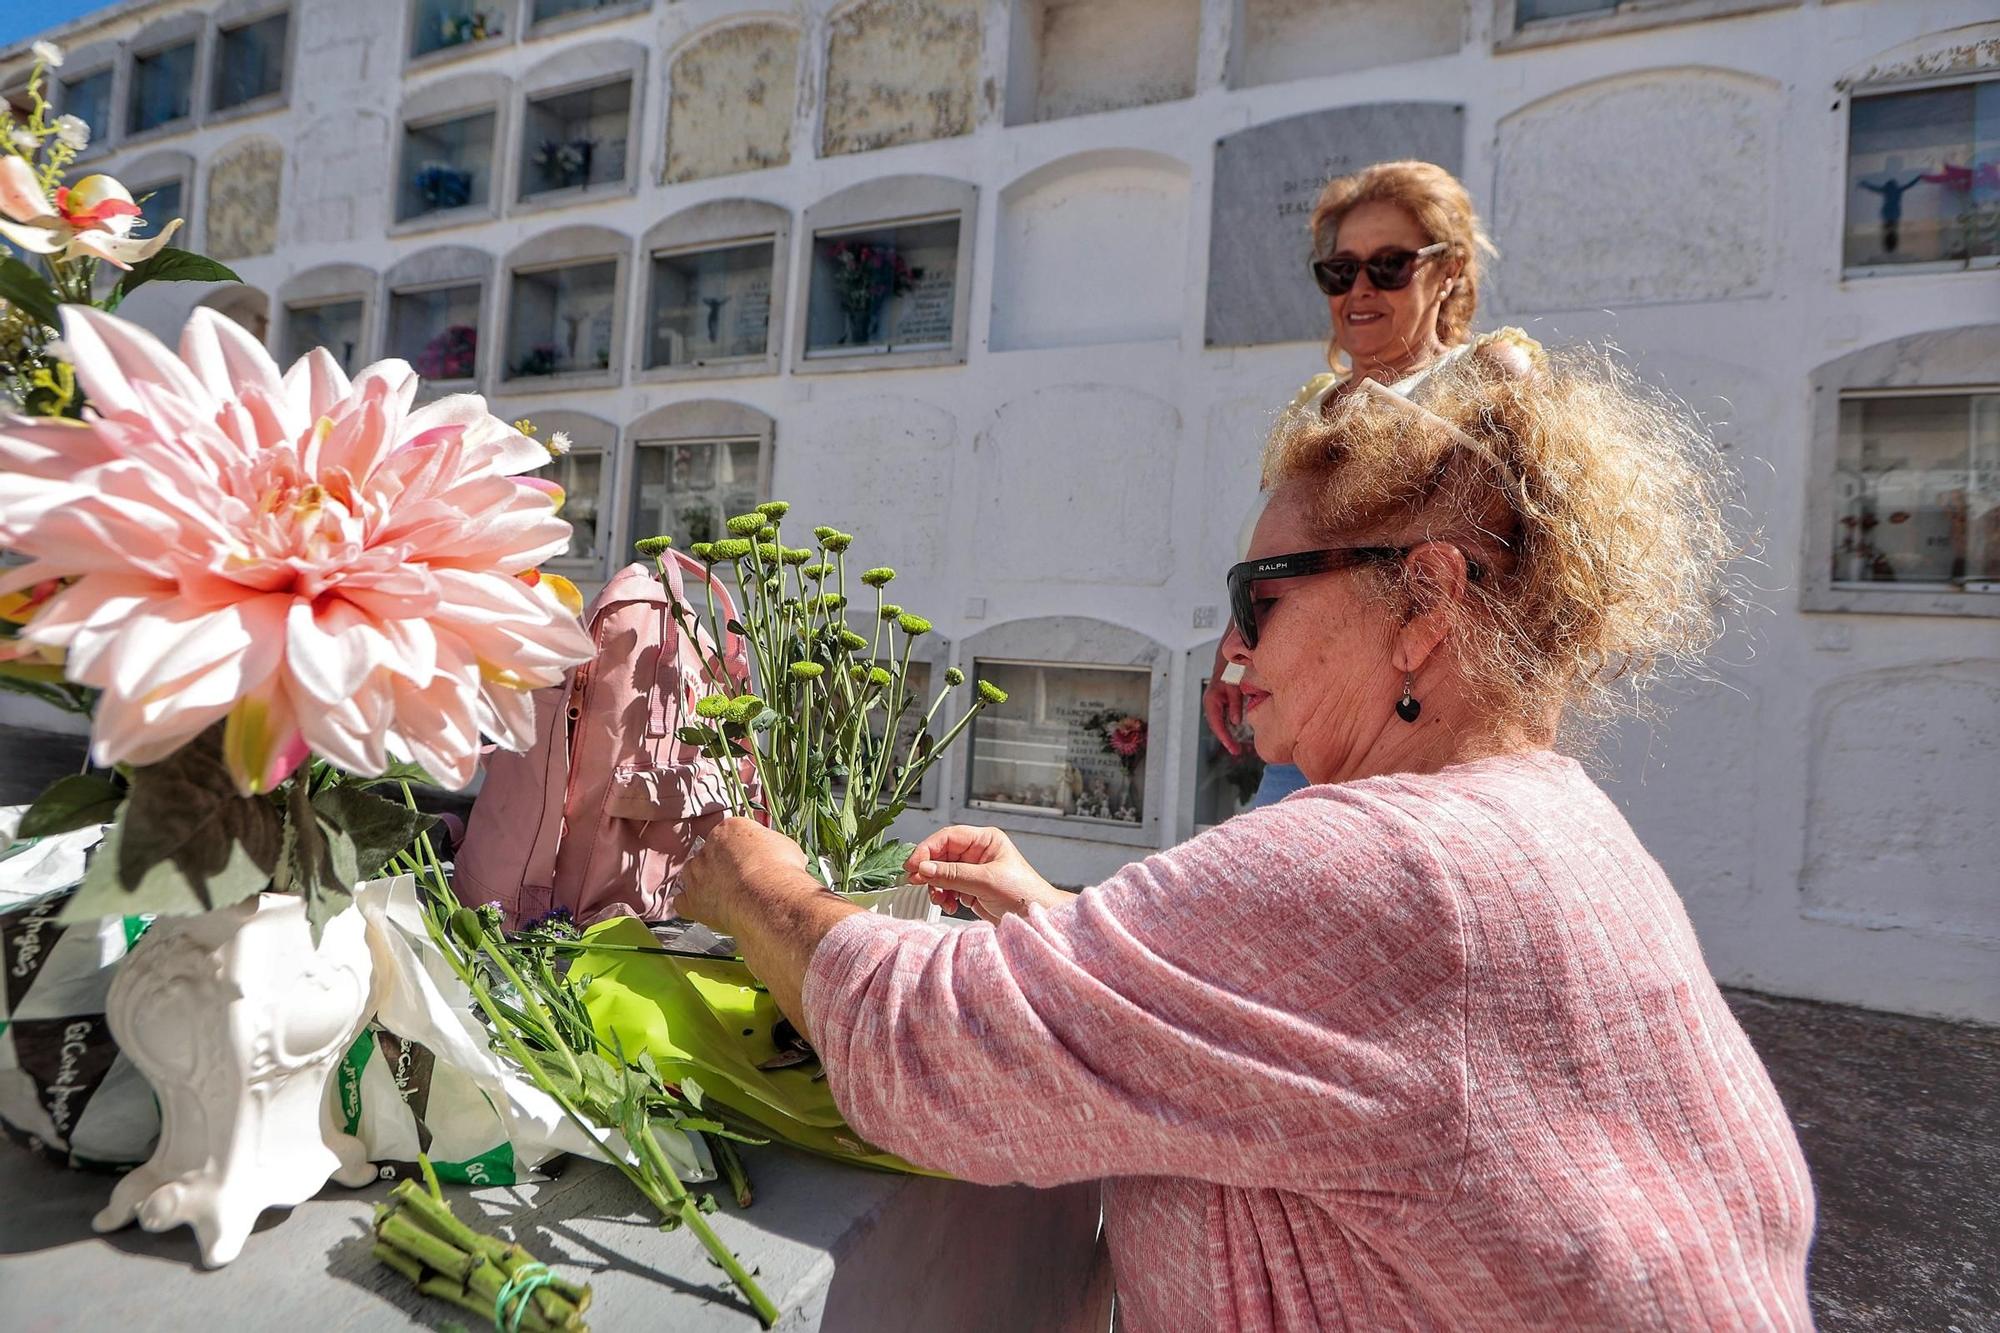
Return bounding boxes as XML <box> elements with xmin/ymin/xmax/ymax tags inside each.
<box><xmin>1260</xmin><ymin>329</ymin><xmax>1742</xmax><ymax>740</ymax></box>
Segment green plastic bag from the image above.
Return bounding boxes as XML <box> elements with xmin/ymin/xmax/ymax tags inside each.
<box><xmin>576</xmin><ymin>916</ymin><xmax>942</xmax><ymax>1177</ymax></box>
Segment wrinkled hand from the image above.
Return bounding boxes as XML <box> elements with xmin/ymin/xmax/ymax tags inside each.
<box><xmin>677</xmin><ymin>816</ymin><xmax>820</xmax><ymax>940</ymax></box>
<box><xmin>904</xmin><ymin>825</ymin><xmax>1071</xmax><ymax>925</ymax></box>
<box><xmin>1202</xmin><ymin>642</ymin><xmax>1246</xmax><ymax>754</ymax></box>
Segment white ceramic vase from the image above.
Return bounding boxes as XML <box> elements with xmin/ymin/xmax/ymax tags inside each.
<box><xmin>91</xmin><ymin>892</ymin><xmax>378</xmax><ymax>1266</ymax></box>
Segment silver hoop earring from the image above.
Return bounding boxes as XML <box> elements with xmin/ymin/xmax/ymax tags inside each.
<box><xmin>1395</xmin><ymin>673</ymin><xmax>1421</xmax><ymax>723</ymax></box>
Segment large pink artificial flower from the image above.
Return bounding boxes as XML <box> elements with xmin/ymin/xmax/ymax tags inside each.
<box><xmin>0</xmin><ymin>305</ymin><xmax>593</xmax><ymax>791</ymax></box>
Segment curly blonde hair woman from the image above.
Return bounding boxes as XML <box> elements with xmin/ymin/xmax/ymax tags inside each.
<box><xmin>678</xmin><ymin>330</ymin><xmax>1812</xmax><ymax>1331</ymax></box>
<box><xmin>1212</xmin><ymin>160</ymin><xmax>1500</xmax><ymax>802</ymax></box>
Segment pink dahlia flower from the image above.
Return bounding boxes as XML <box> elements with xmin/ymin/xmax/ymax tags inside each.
<box><xmin>0</xmin><ymin>305</ymin><xmax>593</xmax><ymax>791</ymax></box>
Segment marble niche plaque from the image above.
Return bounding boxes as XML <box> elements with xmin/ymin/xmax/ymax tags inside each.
<box><xmin>1204</xmin><ymin>103</ymin><xmax>1464</xmax><ymax>349</ymax></box>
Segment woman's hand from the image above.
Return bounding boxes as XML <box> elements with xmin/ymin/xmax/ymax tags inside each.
<box><xmin>678</xmin><ymin>816</ymin><xmax>822</xmax><ymax>940</ymax></box>
<box><xmin>1203</xmin><ymin>640</ymin><xmax>1247</xmax><ymax>754</ymax></box>
<box><xmin>904</xmin><ymin>825</ymin><xmax>1072</xmax><ymax>924</ymax></box>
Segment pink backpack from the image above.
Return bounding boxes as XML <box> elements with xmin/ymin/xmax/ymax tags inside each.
<box><xmin>453</xmin><ymin>553</ymin><xmax>755</xmax><ymax>927</ymax></box>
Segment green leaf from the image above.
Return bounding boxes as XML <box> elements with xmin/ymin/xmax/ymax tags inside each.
<box><xmin>675</xmin><ymin>726</ymin><xmax>716</xmax><ymax>747</ymax></box>
<box><xmin>61</xmin><ymin>732</ymin><xmax>284</xmax><ymax>922</ymax></box>
<box><xmin>847</xmin><ymin>839</ymin><xmax>916</xmax><ymax>890</ymax></box>
<box><xmin>348</xmin><ymin>760</ymin><xmax>444</xmax><ymax>790</ymax></box>
<box><xmin>748</xmin><ymin>707</ymin><xmax>780</xmax><ymax>733</ymax></box>
<box><xmin>851</xmin><ymin>802</ymin><xmax>906</xmax><ymax>850</ymax></box>
<box><xmin>17</xmin><ymin>773</ymin><xmax>125</xmax><ymax>839</ymax></box>
<box><xmin>0</xmin><ymin>670</ymin><xmax>94</xmax><ymax>716</ymax></box>
<box><xmin>311</xmin><ymin>783</ymin><xmax>437</xmax><ymax>882</ymax></box>
<box><xmin>0</xmin><ymin>253</ymin><xmax>59</xmax><ymax>328</ymax></box>
<box><xmin>112</xmin><ymin>247</ymin><xmax>242</xmax><ymax>306</ymax></box>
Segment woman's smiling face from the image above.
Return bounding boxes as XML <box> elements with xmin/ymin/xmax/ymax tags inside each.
<box><xmin>1324</xmin><ymin>201</ymin><xmax>1456</xmax><ymax>375</ymax></box>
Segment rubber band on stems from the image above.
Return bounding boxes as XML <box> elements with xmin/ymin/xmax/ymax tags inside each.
<box><xmin>494</xmin><ymin>1261</ymin><xmax>558</xmax><ymax>1333</ymax></box>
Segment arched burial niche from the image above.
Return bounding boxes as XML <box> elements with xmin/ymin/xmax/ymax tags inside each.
<box><xmin>638</xmin><ymin>198</ymin><xmax>790</xmax><ymax>381</ymax></box>
<box><xmin>514</xmin><ymin>40</ymin><xmax>646</xmax><ymax>209</ymax></box>
<box><xmin>204</xmin><ymin>135</ymin><xmax>285</xmax><ymax>261</ymax></box>
<box><xmin>499</xmin><ymin>225</ymin><xmax>630</xmax><ymax>389</ymax></box>
<box><xmin>1003</xmin><ymin>0</ymin><xmax>1197</xmax><ymax>125</ymax></box>
<box><xmin>393</xmin><ymin>70</ymin><xmax>508</xmax><ymax>230</ymax></box>
<box><xmin>950</xmin><ymin>616</ymin><xmax>1174</xmax><ymax>851</ymax></box>
<box><xmin>623</xmin><ymin>400</ymin><xmax>776</xmax><ymax>556</ymax></box>
<box><xmin>819</xmin><ymin>0</ymin><xmax>979</xmax><ymax>158</ymax></box>
<box><xmin>1492</xmin><ymin>68</ymin><xmax>1777</xmax><ymax>310</ymax></box>
<box><xmin>1231</xmin><ymin>0</ymin><xmax>1463</xmax><ymax>88</ymax></box>
<box><xmin>663</xmin><ymin>19</ymin><xmax>801</xmax><ymax>184</ymax></box>
<box><xmin>382</xmin><ymin>245</ymin><xmax>493</xmax><ymax>390</ymax></box>
<box><xmin>794</xmin><ymin>175</ymin><xmax>976</xmax><ymax>373</ymax></box>
<box><xmin>991</xmin><ymin>150</ymin><xmax>1190</xmax><ymax>351</ymax></box>
<box><xmin>277</xmin><ymin>263</ymin><xmax>376</xmax><ymax>374</ymax></box>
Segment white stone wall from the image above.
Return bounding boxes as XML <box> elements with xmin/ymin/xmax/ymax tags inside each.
<box><xmin>5</xmin><ymin>0</ymin><xmax>1997</xmax><ymax>1021</ymax></box>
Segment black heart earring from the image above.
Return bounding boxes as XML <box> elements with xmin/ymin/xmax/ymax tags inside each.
<box><xmin>1395</xmin><ymin>673</ymin><xmax>1421</xmax><ymax>723</ymax></box>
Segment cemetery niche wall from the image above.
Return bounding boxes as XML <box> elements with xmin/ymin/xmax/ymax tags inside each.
<box><xmin>794</xmin><ymin>176</ymin><xmax>976</xmax><ymax>373</ymax></box>
<box><xmin>1204</xmin><ymin>103</ymin><xmax>1464</xmax><ymax>348</ymax></box>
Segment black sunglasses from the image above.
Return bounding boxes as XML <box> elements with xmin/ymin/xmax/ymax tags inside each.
<box><xmin>1309</xmin><ymin>242</ymin><xmax>1448</xmax><ymax>297</ymax></box>
<box><xmin>1226</xmin><ymin>544</ymin><xmax>1485</xmax><ymax>649</ymax></box>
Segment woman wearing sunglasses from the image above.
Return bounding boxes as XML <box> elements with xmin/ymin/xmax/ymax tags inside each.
<box><xmin>676</xmin><ymin>332</ymin><xmax>1812</xmax><ymax>1331</ymax></box>
<box><xmin>1209</xmin><ymin>160</ymin><xmax>1497</xmax><ymax>808</ymax></box>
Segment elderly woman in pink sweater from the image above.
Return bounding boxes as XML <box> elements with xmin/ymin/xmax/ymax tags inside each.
<box><xmin>680</xmin><ymin>330</ymin><xmax>1814</xmax><ymax>1331</ymax></box>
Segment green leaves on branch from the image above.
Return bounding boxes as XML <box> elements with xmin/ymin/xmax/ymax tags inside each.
<box><xmin>58</xmin><ymin>727</ymin><xmax>433</xmax><ymax>939</ymax></box>
<box><xmin>63</xmin><ymin>729</ymin><xmax>284</xmax><ymax>923</ymax></box>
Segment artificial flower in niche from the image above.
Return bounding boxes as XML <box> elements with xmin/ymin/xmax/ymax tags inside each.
<box><xmin>0</xmin><ymin>161</ymin><xmax>182</xmax><ymax>269</ymax></box>
<box><xmin>0</xmin><ymin>304</ymin><xmax>593</xmax><ymax>792</ymax></box>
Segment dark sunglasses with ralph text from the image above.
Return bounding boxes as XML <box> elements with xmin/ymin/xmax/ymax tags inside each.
<box><xmin>1309</xmin><ymin>241</ymin><xmax>1448</xmax><ymax>297</ymax></box>
<box><xmin>1226</xmin><ymin>544</ymin><xmax>1484</xmax><ymax>649</ymax></box>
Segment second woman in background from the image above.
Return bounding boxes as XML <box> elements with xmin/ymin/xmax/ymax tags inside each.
<box><xmin>1205</xmin><ymin>159</ymin><xmax>1497</xmax><ymax>806</ymax></box>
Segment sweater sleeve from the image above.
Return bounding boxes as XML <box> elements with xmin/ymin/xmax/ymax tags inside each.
<box><xmin>801</xmin><ymin>787</ymin><xmax>1470</xmax><ymax>1201</ymax></box>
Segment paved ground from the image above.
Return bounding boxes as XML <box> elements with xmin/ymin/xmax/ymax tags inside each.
<box><xmin>1</xmin><ymin>724</ymin><xmax>1993</xmax><ymax>1330</ymax></box>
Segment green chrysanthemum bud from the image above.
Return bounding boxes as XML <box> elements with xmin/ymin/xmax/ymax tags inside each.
<box><xmin>634</xmin><ymin>535</ymin><xmax>674</xmax><ymax>556</ymax></box>
<box><xmin>694</xmin><ymin>694</ymin><xmax>731</xmax><ymax>719</ymax></box>
<box><xmin>762</xmin><ymin>577</ymin><xmax>782</xmax><ymax>596</ymax></box>
<box><xmin>896</xmin><ymin>613</ymin><xmax>931</xmax><ymax>636</ymax></box>
<box><xmin>838</xmin><ymin>629</ymin><xmax>868</xmax><ymax>652</ymax></box>
<box><xmin>801</xmin><ymin>562</ymin><xmax>831</xmax><ymax>581</ymax></box>
<box><xmin>848</xmin><ymin>665</ymin><xmax>868</xmax><ymax>683</ymax></box>
<box><xmin>815</xmin><ymin>593</ymin><xmax>849</xmax><ymax>613</ymax></box>
<box><xmin>879</xmin><ymin>603</ymin><xmax>903</xmax><ymax>621</ymax></box>
<box><xmin>867</xmin><ymin>667</ymin><xmax>893</xmax><ymax>688</ymax></box>
<box><xmin>944</xmin><ymin>667</ymin><xmax>965</xmax><ymax>687</ymax></box>
<box><xmin>756</xmin><ymin>501</ymin><xmax>791</xmax><ymax>519</ymax></box>
<box><xmin>690</xmin><ymin>541</ymin><xmax>716</xmax><ymax>562</ymax></box>
<box><xmin>860</xmin><ymin>567</ymin><xmax>896</xmax><ymax>588</ymax></box>
<box><xmin>711</xmin><ymin>538</ymin><xmax>753</xmax><ymax>560</ymax></box>
<box><xmin>789</xmin><ymin>661</ymin><xmax>825</xmax><ymax>680</ymax></box>
<box><xmin>813</xmin><ymin>525</ymin><xmax>839</xmax><ymax>542</ymax></box>
<box><xmin>725</xmin><ymin>514</ymin><xmax>766</xmax><ymax>537</ymax></box>
<box><xmin>756</xmin><ymin>542</ymin><xmax>783</xmax><ymax>565</ymax></box>
<box><xmin>757</xmin><ymin>525</ymin><xmax>777</xmax><ymax>542</ymax></box>
<box><xmin>820</xmin><ymin>531</ymin><xmax>854</xmax><ymax>553</ymax></box>
<box><xmin>725</xmin><ymin>695</ymin><xmax>765</xmax><ymax>724</ymax></box>
<box><xmin>781</xmin><ymin>546</ymin><xmax>812</xmax><ymax>566</ymax></box>
<box><xmin>976</xmin><ymin>680</ymin><xmax>1008</xmax><ymax>706</ymax></box>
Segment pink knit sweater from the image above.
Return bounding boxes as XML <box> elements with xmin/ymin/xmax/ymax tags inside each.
<box><xmin>803</xmin><ymin>750</ymin><xmax>1815</xmax><ymax>1331</ymax></box>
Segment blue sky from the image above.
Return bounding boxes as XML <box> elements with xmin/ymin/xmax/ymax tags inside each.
<box><xmin>3</xmin><ymin>1</ymin><xmax>116</xmax><ymax>53</ymax></box>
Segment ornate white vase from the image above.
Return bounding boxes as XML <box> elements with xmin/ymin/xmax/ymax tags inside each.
<box><xmin>91</xmin><ymin>893</ymin><xmax>377</xmax><ymax>1267</ymax></box>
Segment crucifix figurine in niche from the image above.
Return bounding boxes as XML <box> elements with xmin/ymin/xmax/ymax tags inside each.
<box><xmin>703</xmin><ymin>295</ymin><xmax>729</xmax><ymax>344</ymax></box>
<box><xmin>1858</xmin><ymin>155</ymin><xmax>1925</xmax><ymax>254</ymax></box>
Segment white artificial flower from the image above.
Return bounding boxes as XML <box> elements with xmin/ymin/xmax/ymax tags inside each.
<box><xmin>546</xmin><ymin>430</ymin><xmax>572</xmax><ymax>456</ymax></box>
<box><xmin>32</xmin><ymin>41</ymin><xmax>64</xmax><ymax>68</ymax></box>
<box><xmin>8</xmin><ymin>129</ymin><xmax>35</xmax><ymax>153</ymax></box>
<box><xmin>53</xmin><ymin>116</ymin><xmax>89</xmax><ymax>151</ymax></box>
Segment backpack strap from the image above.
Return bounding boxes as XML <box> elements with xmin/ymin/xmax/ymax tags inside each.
<box><xmin>517</xmin><ymin>674</ymin><xmax>572</xmax><ymax>908</ymax></box>
<box><xmin>643</xmin><ymin>550</ymin><xmax>743</xmax><ymax>738</ymax></box>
